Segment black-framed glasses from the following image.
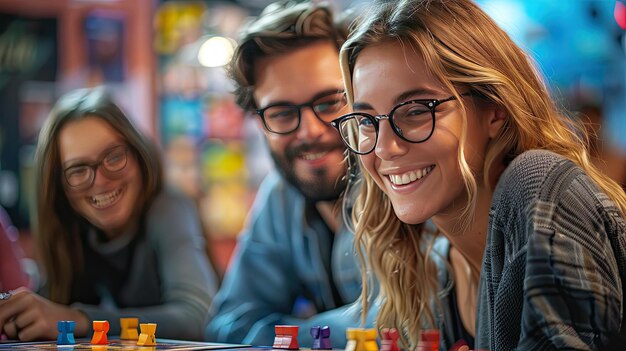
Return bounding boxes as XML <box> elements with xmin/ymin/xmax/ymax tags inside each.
<box><xmin>63</xmin><ymin>145</ymin><xmax>129</xmax><ymax>189</ymax></box>
<box><xmin>331</xmin><ymin>94</ymin><xmax>466</xmax><ymax>155</ymax></box>
<box><xmin>256</xmin><ymin>90</ymin><xmax>348</xmax><ymax>134</ymax></box>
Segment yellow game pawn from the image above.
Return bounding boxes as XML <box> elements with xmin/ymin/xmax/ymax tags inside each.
<box><xmin>361</xmin><ymin>329</ymin><xmax>378</xmax><ymax>351</ymax></box>
<box><xmin>346</xmin><ymin>328</ymin><xmax>378</xmax><ymax>351</ymax></box>
<box><xmin>120</xmin><ymin>318</ymin><xmax>139</xmax><ymax>340</ymax></box>
<box><xmin>137</xmin><ymin>323</ymin><xmax>157</xmax><ymax>346</ymax></box>
<box><xmin>345</xmin><ymin>328</ymin><xmax>358</xmax><ymax>351</ymax></box>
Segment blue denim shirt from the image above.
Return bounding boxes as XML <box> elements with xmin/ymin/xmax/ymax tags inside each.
<box><xmin>205</xmin><ymin>171</ymin><xmax>367</xmax><ymax>347</ymax></box>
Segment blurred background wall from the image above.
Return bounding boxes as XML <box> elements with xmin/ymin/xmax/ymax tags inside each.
<box><xmin>0</xmin><ymin>0</ymin><xmax>624</xmax><ymax>279</ymax></box>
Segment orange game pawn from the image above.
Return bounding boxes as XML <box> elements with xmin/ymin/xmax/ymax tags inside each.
<box><xmin>137</xmin><ymin>323</ymin><xmax>157</xmax><ymax>346</ymax></box>
<box><xmin>120</xmin><ymin>317</ymin><xmax>139</xmax><ymax>340</ymax></box>
<box><xmin>91</xmin><ymin>320</ymin><xmax>110</xmax><ymax>345</ymax></box>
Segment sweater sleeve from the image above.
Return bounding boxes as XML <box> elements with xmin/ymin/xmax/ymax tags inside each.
<box><xmin>518</xmin><ymin>157</ymin><xmax>625</xmax><ymax>349</ymax></box>
<box><xmin>518</xmin><ymin>167</ymin><xmax>625</xmax><ymax>350</ymax></box>
<box><xmin>477</xmin><ymin>150</ymin><xmax>626</xmax><ymax>350</ymax></box>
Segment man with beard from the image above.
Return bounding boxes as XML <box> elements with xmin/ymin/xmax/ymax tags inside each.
<box><xmin>205</xmin><ymin>1</ymin><xmax>369</xmax><ymax>348</ymax></box>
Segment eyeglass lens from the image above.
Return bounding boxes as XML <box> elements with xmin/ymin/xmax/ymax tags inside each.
<box><xmin>338</xmin><ymin>100</ymin><xmax>434</xmax><ymax>154</ymax></box>
<box><xmin>261</xmin><ymin>92</ymin><xmax>347</xmax><ymax>133</ymax></box>
<box><xmin>64</xmin><ymin>146</ymin><xmax>128</xmax><ymax>188</ymax></box>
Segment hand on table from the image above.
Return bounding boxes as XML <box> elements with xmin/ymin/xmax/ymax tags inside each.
<box><xmin>0</xmin><ymin>287</ymin><xmax>89</xmax><ymax>341</ymax></box>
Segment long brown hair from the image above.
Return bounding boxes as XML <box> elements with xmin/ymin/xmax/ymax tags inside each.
<box><xmin>341</xmin><ymin>0</ymin><xmax>626</xmax><ymax>347</ymax></box>
<box><xmin>34</xmin><ymin>87</ymin><xmax>163</xmax><ymax>303</ymax></box>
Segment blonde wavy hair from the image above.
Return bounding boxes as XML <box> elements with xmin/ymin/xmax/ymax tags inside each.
<box><xmin>340</xmin><ymin>0</ymin><xmax>626</xmax><ymax>348</ymax></box>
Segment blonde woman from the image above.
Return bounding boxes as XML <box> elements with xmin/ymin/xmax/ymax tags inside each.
<box><xmin>0</xmin><ymin>88</ymin><xmax>217</xmax><ymax>341</ymax></box>
<box><xmin>331</xmin><ymin>0</ymin><xmax>626</xmax><ymax>349</ymax></box>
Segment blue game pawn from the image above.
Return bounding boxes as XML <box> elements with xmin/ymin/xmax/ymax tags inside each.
<box><xmin>57</xmin><ymin>320</ymin><xmax>76</xmax><ymax>345</ymax></box>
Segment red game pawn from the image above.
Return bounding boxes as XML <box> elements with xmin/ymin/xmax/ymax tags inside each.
<box><xmin>415</xmin><ymin>329</ymin><xmax>439</xmax><ymax>351</ymax></box>
<box><xmin>449</xmin><ymin>340</ymin><xmax>472</xmax><ymax>351</ymax></box>
<box><xmin>273</xmin><ymin>325</ymin><xmax>286</xmax><ymax>348</ymax></box>
<box><xmin>381</xmin><ymin>328</ymin><xmax>399</xmax><ymax>351</ymax></box>
<box><xmin>273</xmin><ymin>325</ymin><xmax>299</xmax><ymax>349</ymax></box>
<box><xmin>90</xmin><ymin>320</ymin><xmax>110</xmax><ymax>345</ymax></box>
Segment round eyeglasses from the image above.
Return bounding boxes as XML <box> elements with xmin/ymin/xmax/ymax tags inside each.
<box><xmin>330</xmin><ymin>95</ymin><xmax>466</xmax><ymax>155</ymax></box>
<box><xmin>256</xmin><ymin>90</ymin><xmax>348</xmax><ymax>134</ymax></box>
<box><xmin>63</xmin><ymin>145</ymin><xmax>129</xmax><ymax>189</ymax></box>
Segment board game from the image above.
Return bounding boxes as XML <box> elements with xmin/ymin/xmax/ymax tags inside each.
<box><xmin>0</xmin><ymin>338</ymin><xmax>250</xmax><ymax>350</ymax></box>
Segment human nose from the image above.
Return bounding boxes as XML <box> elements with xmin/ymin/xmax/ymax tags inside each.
<box><xmin>91</xmin><ymin>162</ymin><xmax>109</xmax><ymax>187</ymax></box>
<box><xmin>374</xmin><ymin>119</ymin><xmax>409</xmax><ymax>160</ymax></box>
<box><xmin>295</xmin><ymin>106</ymin><xmax>328</xmax><ymax>140</ymax></box>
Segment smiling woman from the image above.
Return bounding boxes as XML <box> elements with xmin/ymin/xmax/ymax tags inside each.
<box><xmin>0</xmin><ymin>87</ymin><xmax>218</xmax><ymax>342</ymax></box>
<box><xmin>338</xmin><ymin>0</ymin><xmax>626</xmax><ymax>350</ymax></box>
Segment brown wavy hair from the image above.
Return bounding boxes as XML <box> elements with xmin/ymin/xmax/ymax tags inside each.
<box><xmin>340</xmin><ymin>0</ymin><xmax>626</xmax><ymax>347</ymax></box>
<box><xmin>228</xmin><ymin>0</ymin><xmax>350</xmax><ymax>112</ymax></box>
<box><xmin>33</xmin><ymin>87</ymin><xmax>163</xmax><ymax>303</ymax></box>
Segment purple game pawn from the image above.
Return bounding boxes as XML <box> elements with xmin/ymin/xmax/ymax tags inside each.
<box><xmin>311</xmin><ymin>326</ymin><xmax>321</xmax><ymax>349</ymax></box>
<box><xmin>311</xmin><ymin>325</ymin><xmax>331</xmax><ymax>349</ymax></box>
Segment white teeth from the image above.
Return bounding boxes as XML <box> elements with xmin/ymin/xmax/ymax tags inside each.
<box><xmin>300</xmin><ymin>152</ymin><xmax>328</xmax><ymax>161</ymax></box>
<box><xmin>402</xmin><ymin>174</ymin><xmax>410</xmax><ymax>184</ymax></box>
<box><xmin>91</xmin><ymin>189</ymin><xmax>121</xmax><ymax>208</ymax></box>
<box><xmin>388</xmin><ymin>165</ymin><xmax>434</xmax><ymax>186</ymax></box>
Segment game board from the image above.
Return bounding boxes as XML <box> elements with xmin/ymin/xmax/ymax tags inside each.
<box><xmin>0</xmin><ymin>338</ymin><xmax>249</xmax><ymax>350</ymax></box>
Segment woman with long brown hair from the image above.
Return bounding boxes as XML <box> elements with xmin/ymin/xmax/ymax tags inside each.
<box><xmin>0</xmin><ymin>87</ymin><xmax>217</xmax><ymax>341</ymax></box>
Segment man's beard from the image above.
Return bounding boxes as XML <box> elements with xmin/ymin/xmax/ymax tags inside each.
<box><xmin>270</xmin><ymin>142</ymin><xmax>347</xmax><ymax>203</ymax></box>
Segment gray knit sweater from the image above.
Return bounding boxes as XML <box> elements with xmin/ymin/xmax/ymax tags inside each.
<box><xmin>472</xmin><ymin>150</ymin><xmax>626</xmax><ymax>350</ymax></box>
<box><xmin>69</xmin><ymin>190</ymin><xmax>218</xmax><ymax>340</ymax></box>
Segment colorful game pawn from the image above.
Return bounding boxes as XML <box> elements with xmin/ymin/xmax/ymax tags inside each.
<box><xmin>359</xmin><ymin>328</ymin><xmax>378</xmax><ymax>351</ymax></box>
<box><xmin>91</xmin><ymin>320</ymin><xmax>110</xmax><ymax>345</ymax></box>
<box><xmin>449</xmin><ymin>340</ymin><xmax>472</xmax><ymax>351</ymax></box>
<box><xmin>56</xmin><ymin>320</ymin><xmax>76</xmax><ymax>345</ymax></box>
<box><xmin>273</xmin><ymin>325</ymin><xmax>299</xmax><ymax>349</ymax></box>
<box><xmin>346</xmin><ymin>328</ymin><xmax>378</xmax><ymax>351</ymax></box>
<box><xmin>311</xmin><ymin>326</ymin><xmax>331</xmax><ymax>349</ymax></box>
<box><xmin>415</xmin><ymin>329</ymin><xmax>439</xmax><ymax>351</ymax></box>
<box><xmin>345</xmin><ymin>328</ymin><xmax>358</xmax><ymax>351</ymax></box>
<box><xmin>273</xmin><ymin>325</ymin><xmax>286</xmax><ymax>349</ymax></box>
<box><xmin>137</xmin><ymin>323</ymin><xmax>157</xmax><ymax>346</ymax></box>
<box><xmin>120</xmin><ymin>317</ymin><xmax>139</xmax><ymax>340</ymax></box>
<box><xmin>380</xmin><ymin>328</ymin><xmax>399</xmax><ymax>351</ymax></box>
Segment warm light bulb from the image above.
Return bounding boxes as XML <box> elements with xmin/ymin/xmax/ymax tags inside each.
<box><xmin>198</xmin><ymin>36</ymin><xmax>236</xmax><ymax>68</ymax></box>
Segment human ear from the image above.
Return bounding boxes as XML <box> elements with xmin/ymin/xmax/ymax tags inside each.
<box><xmin>487</xmin><ymin>106</ymin><xmax>506</xmax><ymax>139</ymax></box>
